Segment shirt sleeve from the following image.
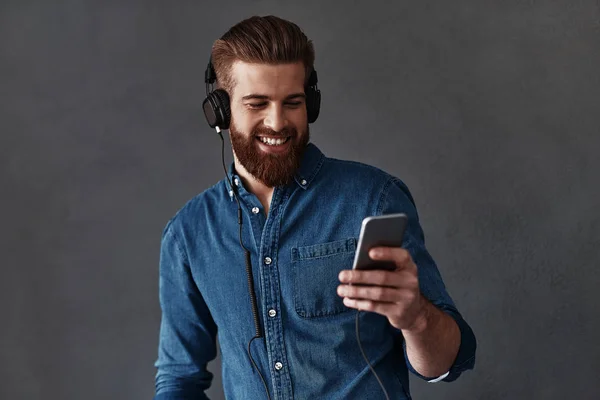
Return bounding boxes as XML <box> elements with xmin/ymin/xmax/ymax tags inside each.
<box><xmin>153</xmin><ymin>219</ymin><xmax>218</xmax><ymax>399</ymax></box>
<box><xmin>378</xmin><ymin>177</ymin><xmax>477</xmax><ymax>383</ymax></box>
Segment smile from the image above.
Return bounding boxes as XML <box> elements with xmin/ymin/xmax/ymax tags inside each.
<box><xmin>257</xmin><ymin>136</ymin><xmax>291</xmax><ymax>146</ymax></box>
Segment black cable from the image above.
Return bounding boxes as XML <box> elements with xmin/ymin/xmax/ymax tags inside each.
<box><xmin>356</xmin><ymin>310</ymin><xmax>390</xmax><ymax>400</ymax></box>
<box><xmin>217</xmin><ymin>128</ymin><xmax>272</xmax><ymax>400</ymax></box>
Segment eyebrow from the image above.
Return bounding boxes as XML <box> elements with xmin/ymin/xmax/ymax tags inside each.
<box><xmin>242</xmin><ymin>93</ymin><xmax>306</xmax><ymax>101</ymax></box>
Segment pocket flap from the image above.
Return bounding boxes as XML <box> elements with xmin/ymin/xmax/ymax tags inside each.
<box><xmin>291</xmin><ymin>237</ymin><xmax>356</xmax><ymax>261</ymax></box>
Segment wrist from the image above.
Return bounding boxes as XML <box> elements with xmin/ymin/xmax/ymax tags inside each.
<box><xmin>403</xmin><ymin>296</ymin><xmax>431</xmax><ymax>334</ymax></box>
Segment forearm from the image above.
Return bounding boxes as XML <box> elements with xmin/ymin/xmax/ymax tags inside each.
<box><xmin>401</xmin><ymin>296</ymin><xmax>461</xmax><ymax>378</ymax></box>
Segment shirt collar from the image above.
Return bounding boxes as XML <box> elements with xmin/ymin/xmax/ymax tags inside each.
<box><xmin>293</xmin><ymin>142</ymin><xmax>325</xmax><ymax>190</ymax></box>
<box><xmin>225</xmin><ymin>142</ymin><xmax>325</xmax><ymax>200</ymax></box>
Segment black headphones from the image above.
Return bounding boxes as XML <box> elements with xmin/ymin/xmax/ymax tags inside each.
<box><xmin>202</xmin><ymin>57</ymin><xmax>321</xmax><ymax>130</ymax></box>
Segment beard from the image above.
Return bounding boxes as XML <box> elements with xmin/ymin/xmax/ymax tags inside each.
<box><xmin>229</xmin><ymin>120</ymin><xmax>310</xmax><ymax>188</ymax></box>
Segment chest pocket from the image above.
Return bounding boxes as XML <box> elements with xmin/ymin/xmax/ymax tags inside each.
<box><xmin>291</xmin><ymin>237</ymin><xmax>357</xmax><ymax>318</ymax></box>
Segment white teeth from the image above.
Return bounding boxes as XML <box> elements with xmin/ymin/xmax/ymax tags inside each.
<box><xmin>258</xmin><ymin>137</ymin><xmax>289</xmax><ymax>146</ymax></box>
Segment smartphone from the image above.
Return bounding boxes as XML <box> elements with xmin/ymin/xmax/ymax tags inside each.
<box><xmin>352</xmin><ymin>213</ymin><xmax>408</xmax><ymax>271</ymax></box>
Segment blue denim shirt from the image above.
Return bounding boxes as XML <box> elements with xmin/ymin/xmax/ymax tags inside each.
<box><xmin>153</xmin><ymin>143</ymin><xmax>476</xmax><ymax>400</ymax></box>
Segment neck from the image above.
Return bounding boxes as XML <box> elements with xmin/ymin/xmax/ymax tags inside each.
<box><xmin>232</xmin><ymin>155</ymin><xmax>274</xmax><ymax>212</ymax></box>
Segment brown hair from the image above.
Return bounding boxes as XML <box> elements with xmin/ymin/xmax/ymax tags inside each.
<box><xmin>211</xmin><ymin>15</ymin><xmax>315</xmax><ymax>95</ymax></box>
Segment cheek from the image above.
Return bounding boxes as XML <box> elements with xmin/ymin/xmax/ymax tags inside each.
<box><xmin>231</xmin><ymin>109</ymin><xmax>259</xmax><ymax>132</ymax></box>
<box><xmin>288</xmin><ymin>109</ymin><xmax>308</xmax><ymax>128</ymax></box>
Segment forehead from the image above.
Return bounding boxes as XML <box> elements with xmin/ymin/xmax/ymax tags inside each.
<box><xmin>230</xmin><ymin>61</ymin><xmax>305</xmax><ymax>100</ymax></box>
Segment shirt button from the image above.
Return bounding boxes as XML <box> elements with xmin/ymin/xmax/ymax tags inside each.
<box><xmin>301</xmin><ymin>179</ymin><xmax>307</xmax><ymax>185</ymax></box>
<box><xmin>274</xmin><ymin>362</ymin><xmax>283</xmax><ymax>371</ymax></box>
<box><xmin>252</xmin><ymin>207</ymin><xmax>260</xmax><ymax>214</ymax></box>
<box><xmin>234</xmin><ymin>178</ymin><xmax>239</xmax><ymax>186</ymax></box>
<box><xmin>264</xmin><ymin>257</ymin><xmax>272</xmax><ymax>265</ymax></box>
<box><xmin>268</xmin><ymin>309</ymin><xmax>277</xmax><ymax>317</ymax></box>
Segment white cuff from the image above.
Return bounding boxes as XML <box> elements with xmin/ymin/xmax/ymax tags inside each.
<box><xmin>427</xmin><ymin>371</ymin><xmax>450</xmax><ymax>383</ymax></box>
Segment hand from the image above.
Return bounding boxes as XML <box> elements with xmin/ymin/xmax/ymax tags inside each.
<box><xmin>337</xmin><ymin>247</ymin><xmax>427</xmax><ymax>332</ymax></box>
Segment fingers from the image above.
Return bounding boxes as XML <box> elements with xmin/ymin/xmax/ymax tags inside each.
<box><xmin>339</xmin><ymin>268</ymin><xmax>399</xmax><ymax>286</ymax></box>
<box><xmin>342</xmin><ymin>297</ymin><xmax>403</xmax><ymax>315</ymax></box>
<box><xmin>337</xmin><ymin>284</ymin><xmax>417</xmax><ymax>303</ymax></box>
<box><xmin>337</xmin><ymin>247</ymin><xmax>419</xmax><ymax>316</ymax></box>
<box><xmin>369</xmin><ymin>247</ymin><xmax>415</xmax><ymax>271</ymax></box>
<box><xmin>338</xmin><ymin>266</ymin><xmax>417</xmax><ymax>288</ymax></box>
<box><xmin>337</xmin><ymin>284</ymin><xmax>398</xmax><ymax>302</ymax></box>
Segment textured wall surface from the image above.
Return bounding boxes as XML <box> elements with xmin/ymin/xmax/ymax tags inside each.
<box><xmin>1</xmin><ymin>1</ymin><xmax>599</xmax><ymax>399</ymax></box>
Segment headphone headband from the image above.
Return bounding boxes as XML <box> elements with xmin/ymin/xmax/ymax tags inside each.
<box><xmin>205</xmin><ymin>60</ymin><xmax>217</xmax><ymax>85</ymax></box>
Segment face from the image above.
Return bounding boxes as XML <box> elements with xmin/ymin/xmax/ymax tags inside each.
<box><xmin>228</xmin><ymin>61</ymin><xmax>310</xmax><ymax>188</ymax></box>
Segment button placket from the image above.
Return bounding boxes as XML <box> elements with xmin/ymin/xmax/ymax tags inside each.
<box><xmin>256</xmin><ymin>186</ymin><xmax>293</xmax><ymax>398</ymax></box>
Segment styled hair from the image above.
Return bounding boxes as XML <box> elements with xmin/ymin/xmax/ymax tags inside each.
<box><xmin>211</xmin><ymin>15</ymin><xmax>315</xmax><ymax>95</ymax></box>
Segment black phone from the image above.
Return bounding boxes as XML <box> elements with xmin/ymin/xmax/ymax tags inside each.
<box><xmin>352</xmin><ymin>213</ymin><xmax>408</xmax><ymax>271</ymax></box>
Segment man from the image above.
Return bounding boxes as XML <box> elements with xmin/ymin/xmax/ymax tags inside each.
<box><xmin>153</xmin><ymin>15</ymin><xmax>476</xmax><ymax>400</ymax></box>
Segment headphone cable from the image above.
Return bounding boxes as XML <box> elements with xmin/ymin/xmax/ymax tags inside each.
<box><xmin>356</xmin><ymin>311</ymin><xmax>391</xmax><ymax>400</ymax></box>
<box><xmin>217</xmin><ymin>127</ymin><xmax>272</xmax><ymax>400</ymax></box>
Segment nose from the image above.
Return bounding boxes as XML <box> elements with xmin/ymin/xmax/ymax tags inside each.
<box><xmin>263</xmin><ymin>103</ymin><xmax>288</xmax><ymax>133</ymax></box>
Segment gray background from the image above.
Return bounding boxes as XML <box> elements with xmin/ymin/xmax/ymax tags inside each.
<box><xmin>1</xmin><ymin>1</ymin><xmax>599</xmax><ymax>399</ymax></box>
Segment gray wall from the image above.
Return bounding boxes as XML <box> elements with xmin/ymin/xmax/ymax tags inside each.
<box><xmin>1</xmin><ymin>1</ymin><xmax>599</xmax><ymax>399</ymax></box>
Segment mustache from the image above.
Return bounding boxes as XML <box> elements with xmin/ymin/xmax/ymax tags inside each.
<box><xmin>252</xmin><ymin>126</ymin><xmax>297</xmax><ymax>138</ymax></box>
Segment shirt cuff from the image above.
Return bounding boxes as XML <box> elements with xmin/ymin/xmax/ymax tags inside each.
<box><xmin>427</xmin><ymin>371</ymin><xmax>450</xmax><ymax>383</ymax></box>
<box><xmin>400</xmin><ymin>307</ymin><xmax>476</xmax><ymax>383</ymax></box>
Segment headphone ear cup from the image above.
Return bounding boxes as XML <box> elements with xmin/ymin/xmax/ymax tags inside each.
<box><xmin>213</xmin><ymin>89</ymin><xmax>231</xmax><ymax>129</ymax></box>
<box><xmin>202</xmin><ymin>89</ymin><xmax>231</xmax><ymax>129</ymax></box>
<box><xmin>306</xmin><ymin>86</ymin><xmax>321</xmax><ymax>124</ymax></box>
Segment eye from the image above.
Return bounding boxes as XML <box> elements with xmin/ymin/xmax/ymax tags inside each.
<box><xmin>247</xmin><ymin>102</ymin><xmax>267</xmax><ymax>109</ymax></box>
<box><xmin>285</xmin><ymin>101</ymin><xmax>303</xmax><ymax>108</ymax></box>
